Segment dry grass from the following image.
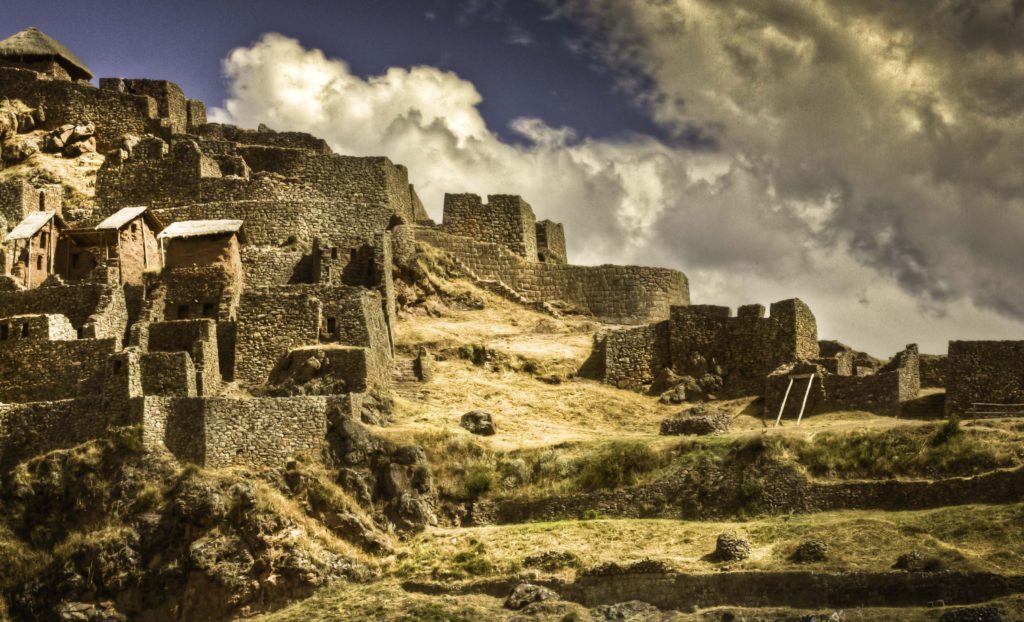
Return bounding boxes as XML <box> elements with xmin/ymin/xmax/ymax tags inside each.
<box><xmin>0</xmin><ymin>147</ymin><xmax>103</xmax><ymax>213</ymax></box>
<box><xmin>395</xmin><ymin>503</ymin><xmax>1024</xmax><ymax>580</ymax></box>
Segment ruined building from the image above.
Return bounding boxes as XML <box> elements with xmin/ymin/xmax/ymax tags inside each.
<box><xmin>0</xmin><ymin>28</ymin><xmax>687</xmax><ymax>470</ymax></box>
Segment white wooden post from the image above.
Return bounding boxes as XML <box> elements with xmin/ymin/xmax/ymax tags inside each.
<box><xmin>795</xmin><ymin>374</ymin><xmax>815</xmax><ymax>426</ymax></box>
<box><xmin>774</xmin><ymin>377</ymin><xmax>795</xmax><ymax>428</ymax></box>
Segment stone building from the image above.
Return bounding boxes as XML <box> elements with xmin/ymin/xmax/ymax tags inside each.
<box><xmin>945</xmin><ymin>340</ymin><xmax>1024</xmax><ymax>417</ymax></box>
<box><xmin>59</xmin><ymin>206</ymin><xmax>162</xmax><ymax>285</ymax></box>
<box><xmin>4</xmin><ymin>210</ymin><xmax>65</xmax><ymax>288</ymax></box>
<box><xmin>591</xmin><ymin>299</ymin><xmax>819</xmax><ymax>397</ymax></box>
<box><xmin>0</xmin><ymin>27</ymin><xmax>93</xmax><ymax>83</ymax></box>
<box><xmin>764</xmin><ymin>344</ymin><xmax>921</xmax><ymax>420</ymax></box>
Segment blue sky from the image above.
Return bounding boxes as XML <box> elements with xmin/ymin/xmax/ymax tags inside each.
<box><xmin>5</xmin><ymin>0</ymin><xmax>665</xmax><ymax>143</ymax></box>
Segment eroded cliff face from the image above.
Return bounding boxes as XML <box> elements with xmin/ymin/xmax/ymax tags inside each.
<box><xmin>0</xmin><ymin>412</ymin><xmax>442</xmax><ymax>622</ymax></box>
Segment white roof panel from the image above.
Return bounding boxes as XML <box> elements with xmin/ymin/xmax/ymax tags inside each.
<box><xmin>95</xmin><ymin>206</ymin><xmax>148</xmax><ymax>231</ymax></box>
<box><xmin>7</xmin><ymin>211</ymin><xmax>55</xmax><ymax>240</ymax></box>
<box><xmin>158</xmin><ymin>219</ymin><xmax>243</xmax><ymax>240</ymax></box>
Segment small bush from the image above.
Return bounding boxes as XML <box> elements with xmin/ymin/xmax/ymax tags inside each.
<box><xmin>577</xmin><ymin>441</ymin><xmax>660</xmax><ymax>491</ymax></box>
<box><xmin>464</xmin><ymin>464</ymin><xmax>496</xmax><ymax>498</ymax></box>
<box><xmin>931</xmin><ymin>415</ymin><xmax>962</xmax><ymax>447</ymax></box>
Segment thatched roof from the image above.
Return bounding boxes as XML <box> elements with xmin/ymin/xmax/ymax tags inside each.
<box><xmin>7</xmin><ymin>211</ymin><xmax>57</xmax><ymax>240</ymax></box>
<box><xmin>0</xmin><ymin>27</ymin><xmax>93</xmax><ymax>80</ymax></box>
<box><xmin>158</xmin><ymin>219</ymin><xmax>245</xmax><ymax>242</ymax></box>
<box><xmin>95</xmin><ymin>206</ymin><xmax>163</xmax><ymax>232</ymax></box>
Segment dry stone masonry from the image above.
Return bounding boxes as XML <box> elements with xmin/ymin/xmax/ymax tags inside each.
<box><xmin>0</xmin><ymin>27</ymin><xmax>691</xmax><ymax>469</ymax></box>
<box><xmin>0</xmin><ymin>25</ymin><xmax>1016</xmax><ymax>471</ymax></box>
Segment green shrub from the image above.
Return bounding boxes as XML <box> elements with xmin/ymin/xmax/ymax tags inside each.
<box><xmin>464</xmin><ymin>464</ymin><xmax>495</xmax><ymax>498</ymax></box>
<box><xmin>577</xmin><ymin>441</ymin><xmax>660</xmax><ymax>491</ymax></box>
<box><xmin>931</xmin><ymin>415</ymin><xmax>962</xmax><ymax>446</ymax></box>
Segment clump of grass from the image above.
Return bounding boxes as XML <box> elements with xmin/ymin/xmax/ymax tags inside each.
<box><xmin>576</xmin><ymin>440</ymin><xmax>660</xmax><ymax>491</ymax></box>
<box><xmin>780</xmin><ymin>423</ymin><xmax>1019</xmax><ymax>479</ymax></box>
<box><xmin>463</xmin><ymin>463</ymin><xmax>496</xmax><ymax>498</ymax></box>
<box><xmin>430</xmin><ymin>539</ymin><xmax>493</xmax><ymax>580</ymax></box>
<box><xmin>930</xmin><ymin>415</ymin><xmax>962</xmax><ymax>447</ymax></box>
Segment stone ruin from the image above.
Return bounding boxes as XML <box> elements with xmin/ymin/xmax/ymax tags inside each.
<box><xmin>0</xmin><ymin>28</ymin><xmax>687</xmax><ymax>469</ymax></box>
<box><xmin>0</xmin><ymin>26</ymin><xmax>1019</xmax><ymax>472</ymax></box>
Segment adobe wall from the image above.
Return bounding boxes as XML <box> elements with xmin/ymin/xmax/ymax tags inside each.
<box><xmin>0</xmin><ymin>282</ymin><xmax>126</xmax><ymax>338</ymax></box>
<box><xmin>442</xmin><ymin>194</ymin><xmax>538</xmax><ymax>260</ymax></box>
<box><xmin>138</xmin><ymin>396</ymin><xmax>330</xmax><ymax>468</ymax></box>
<box><xmin>235</xmin><ymin>289</ymin><xmax>321</xmax><ymax>386</ymax></box>
<box><xmin>597</xmin><ymin>321</ymin><xmax>670</xmax><ymax>390</ymax></box>
<box><xmin>414</xmin><ymin>228</ymin><xmax>688</xmax><ymax>324</ymax></box>
<box><xmin>0</xmin><ymin>338</ymin><xmax>117</xmax><ymax>402</ymax></box>
<box><xmin>535</xmin><ymin>219</ymin><xmax>566</xmax><ymax>264</ymax></box>
<box><xmin>946</xmin><ymin>341</ymin><xmax>1024</xmax><ymax>417</ymax></box>
<box><xmin>114</xmin><ymin>217</ymin><xmax>159</xmax><ymax>285</ymax></box>
<box><xmin>0</xmin><ymin>67</ymin><xmax>166</xmax><ymax>150</ymax></box>
<box><xmin>668</xmin><ymin>300</ymin><xmax>819</xmax><ymax>398</ymax></box>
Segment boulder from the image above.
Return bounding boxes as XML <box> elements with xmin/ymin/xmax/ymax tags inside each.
<box><xmin>714</xmin><ymin>531</ymin><xmax>751</xmax><ymax>561</ymax></box>
<box><xmin>660</xmin><ymin>404</ymin><xmax>730</xmax><ymax>436</ymax></box>
<box><xmin>64</xmin><ymin>136</ymin><xmax>96</xmax><ymax>157</ymax></box>
<box><xmin>504</xmin><ymin>582</ymin><xmax>559</xmax><ymax>610</ymax></box>
<box><xmin>791</xmin><ymin>539</ymin><xmax>829</xmax><ymax>563</ymax></box>
<box><xmin>594</xmin><ymin>600</ymin><xmax>662</xmax><ymax>621</ymax></box>
<box><xmin>1</xmin><ymin>136</ymin><xmax>39</xmax><ymax>165</ymax></box>
<box><xmin>461</xmin><ymin>410</ymin><xmax>496</xmax><ymax>436</ymax></box>
<box><xmin>938</xmin><ymin>605</ymin><xmax>1006</xmax><ymax>622</ymax></box>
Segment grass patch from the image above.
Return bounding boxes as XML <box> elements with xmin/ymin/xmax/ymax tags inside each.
<box><xmin>772</xmin><ymin>424</ymin><xmax>1022</xmax><ymax>479</ymax></box>
<box><xmin>577</xmin><ymin>440</ymin><xmax>661</xmax><ymax>491</ymax></box>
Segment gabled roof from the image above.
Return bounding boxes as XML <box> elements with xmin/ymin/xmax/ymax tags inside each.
<box><xmin>95</xmin><ymin>206</ymin><xmax>161</xmax><ymax>231</ymax></box>
<box><xmin>158</xmin><ymin>219</ymin><xmax>245</xmax><ymax>242</ymax></box>
<box><xmin>7</xmin><ymin>211</ymin><xmax>58</xmax><ymax>240</ymax></box>
<box><xmin>0</xmin><ymin>27</ymin><xmax>93</xmax><ymax>80</ymax></box>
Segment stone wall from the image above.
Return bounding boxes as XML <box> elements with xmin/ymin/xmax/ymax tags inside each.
<box><xmin>139</xmin><ymin>396</ymin><xmax>330</xmax><ymax>468</ymax></box>
<box><xmin>920</xmin><ymin>353</ymin><xmax>947</xmax><ymax>388</ymax></box>
<box><xmin>414</xmin><ymin>228</ymin><xmax>688</xmax><ymax>324</ymax></box>
<box><xmin>765</xmin><ymin>345</ymin><xmax>921</xmax><ymax>419</ymax></box>
<box><xmin>667</xmin><ymin>300</ymin><xmax>819</xmax><ymax>398</ymax></box>
<box><xmin>596</xmin><ymin>321</ymin><xmax>670</xmax><ymax>390</ymax></box>
<box><xmin>535</xmin><ymin>219</ymin><xmax>566</xmax><ymax>264</ymax></box>
<box><xmin>146</xmin><ymin>319</ymin><xmax>221</xmax><ymax>396</ymax></box>
<box><xmin>0</xmin><ymin>396</ymin><xmax>127</xmax><ymax>468</ymax></box>
<box><xmin>946</xmin><ymin>341</ymin><xmax>1024</xmax><ymax>417</ymax></box>
<box><xmin>442</xmin><ymin>194</ymin><xmax>538</xmax><ymax>260</ymax></box>
<box><xmin>140</xmin><ymin>351</ymin><xmax>196</xmax><ymax>396</ymax></box>
<box><xmin>0</xmin><ymin>338</ymin><xmax>117</xmax><ymax>402</ymax></box>
<box><xmin>235</xmin><ymin>289</ymin><xmax>321</xmax><ymax>386</ymax></box>
<box><xmin>241</xmin><ymin>245</ymin><xmax>311</xmax><ymax>287</ymax></box>
<box><xmin>99</xmin><ymin>78</ymin><xmax>187</xmax><ymax>134</ymax></box>
<box><xmin>0</xmin><ymin>67</ymin><xmax>171</xmax><ymax>150</ymax></box>
<box><xmin>0</xmin><ymin>313</ymin><xmax>75</xmax><ymax>342</ymax></box>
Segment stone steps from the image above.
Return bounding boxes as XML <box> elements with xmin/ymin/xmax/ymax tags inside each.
<box><xmin>445</xmin><ymin>253</ymin><xmax>561</xmax><ymax>317</ymax></box>
<box><xmin>392</xmin><ymin>358</ymin><xmax>423</xmax><ymax>397</ymax></box>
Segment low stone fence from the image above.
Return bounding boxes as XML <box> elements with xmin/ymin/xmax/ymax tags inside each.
<box><xmin>405</xmin><ymin>570</ymin><xmax>1024</xmax><ymax>610</ymax></box>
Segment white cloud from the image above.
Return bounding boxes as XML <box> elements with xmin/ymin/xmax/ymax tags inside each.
<box><xmin>210</xmin><ymin>24</ymin><xmax>1024</xmax><ymax>357</ymax></box>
